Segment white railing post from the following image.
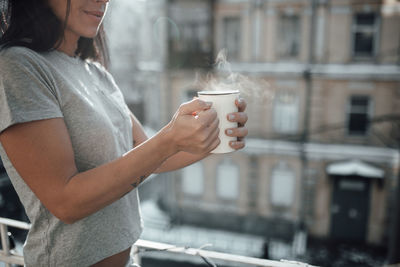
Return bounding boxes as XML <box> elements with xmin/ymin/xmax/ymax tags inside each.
<box><xmin>0</xmin><ymin>217</ymin><xmax>30</xmax><ymax>266</ymax></box>
<box><xmin>0</xmin><ymin>223</ymin><xmax>11</xmax><ymax>267</ymax></box>
<box><xmin>132</xmin><ymin>244</ymin><xmax>141</xmax><ymax>266</ymax></box>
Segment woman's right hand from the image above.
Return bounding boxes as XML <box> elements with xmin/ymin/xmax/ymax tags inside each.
<box><xmin>166</xmin><ymin>99</ymin><xmax>220</xmax><ymax>154</ymax></box>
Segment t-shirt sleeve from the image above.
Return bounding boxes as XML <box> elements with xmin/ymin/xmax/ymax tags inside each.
<box><xmin>0</xmin><ymin>48</ymin><xmax>63</xmax><ymax>133</ymax></box>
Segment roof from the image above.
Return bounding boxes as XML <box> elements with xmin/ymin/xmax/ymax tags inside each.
<box><xmin>326</xmin><ymin>159</ymin><xmax>384</xmax><ymax>178</ymax></box>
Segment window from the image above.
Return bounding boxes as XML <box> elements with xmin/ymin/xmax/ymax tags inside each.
<box><xmin>223</xmin><ymin>17</ymin><xmax>241</xmax><ymax>61</ymax></box>
<box><xmin>352</xmin><ymin>13</ymin><xmax>378</xmax><ymax>59</ymax></box>
<box><xmin>347</xmin><ymin>96</ymin><xmax>371</xmax><ymax>136</ymax></box>
<box><xmin>270</xmin><ymin>162</ymin><xmax>295</xmax><ymax>207</ymax></box>
<box><xmin>182</xmin><ymin>162</ymin><xmax>204</xmax><ymax>196</ymax></box>
<box><xmin>168</xmin><ymin>0</ymin><xmax>213</xmax><ymax>68</ymax></box>
<box><xmin>278</xmin><ymin>15</ymin><xmax>300</xmax><ymax>59</ymax></box>
<box><xmin>273</xmin><ymin>91</ymin><xmax>299</xmax><ymax>134</ymax></box>
<box><xmin>216</xmin><ymin>159</ymin><xmax>239</xmax><ymax>200</ymax></box>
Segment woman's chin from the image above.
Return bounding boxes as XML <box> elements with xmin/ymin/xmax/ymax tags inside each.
<box><xmin>80</xmin><ymin>28</ymin><xmax>100</xmax><ymax>39</ymax></box>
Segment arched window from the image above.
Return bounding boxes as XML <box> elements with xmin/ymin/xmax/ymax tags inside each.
<box><xmin>270</xmin><ymin>162</ymin><xmax>295</xmax><ymax>207</ymax></box>
<box><xmin>216</xmin><ymin>159</ymin><xmax>239</xmax><ymax>200</ymax></box>
<box><xmin>182</xmin><ymin>162</ymin><xmax>204</xmax><ymax>196</ymax></box>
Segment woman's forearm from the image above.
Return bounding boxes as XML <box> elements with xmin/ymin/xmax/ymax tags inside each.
<box><xmin>154</xmin><ymin>151</ymin><xmax>209</xmax><ymax>173</ymax></box>
<box><xmin>60</xmin><ymin>128</ymin><xmax>176</xmax><ymax>223</ymax></box>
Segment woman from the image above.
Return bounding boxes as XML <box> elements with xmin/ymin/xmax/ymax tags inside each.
<box><xmin>0</xmin><ymin>0</ymin><xmax>248</xmax><ymax>266</ymax></box>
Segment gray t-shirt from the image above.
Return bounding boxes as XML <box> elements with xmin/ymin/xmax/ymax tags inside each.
<box><xmin>0</xmin><ymin>46</ymin><xmax>143</xmax><ymax>266</ymax></box>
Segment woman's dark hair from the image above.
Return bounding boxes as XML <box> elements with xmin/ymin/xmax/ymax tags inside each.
<box><xmin>0</xmin><ymin>0</ymin><xmax>109</xmax><ymax>67</ymax></box>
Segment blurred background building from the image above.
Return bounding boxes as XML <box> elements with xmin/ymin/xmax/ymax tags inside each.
<box><xmin>102</xmin><ymin>0</ymin><xmax>400</xmax><ymax>265</ymax></box>
<box><xmin>104</xmin><ymin>0</ymin><xmax>400</xmax><ymax>265</ymax></box>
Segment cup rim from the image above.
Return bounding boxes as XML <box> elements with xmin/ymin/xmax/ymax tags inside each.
<box><xmin>197</xmin><ymin>90</ymin><xmax>240</xmax><ymax>95</ymax></box>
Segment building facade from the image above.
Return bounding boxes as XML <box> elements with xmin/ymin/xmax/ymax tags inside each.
<box><xmin>161</xmin><ymin>0</ymin><xmax>400</xmax><ymax>248</ymax></box>
<box><xmin>106</xmin><ymin>0</ymin><xmax>400</xmax><ymax>250</ymax></box>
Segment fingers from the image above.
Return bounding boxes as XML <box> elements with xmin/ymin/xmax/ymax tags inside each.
<box><xmin>229</xmin><ymin>140</ymin><xmax>245</xmax><ymax>150</ymax></box>
<box><xmin>204</xmin><ymin>124</ymin><xmax>220</xmax><ymax>150</ymax></box>
<box><xmin>195</xmin><ymin>108</ymin><xmax>218</xmax><ymax>128</ymax></box>
<box><xmin>207</xmin><ymin>116</ymin><xmax>220</xmax><ymax>131</ymax></box>
<box><xmin>179</xmin><ymin>99</ymin><xmax>212</xmax><ymax>115</ymax></box>
<box><xmin>225</xmin><ymin>127</ymin><xmax>248</xmax><ymax>139</ymax></box>
<box><xmin>191</xmin><ymin>120</ymin><xmax>220</xmax><ymax>154</ymax></box>
<box><xmin>235</xmin><ymin>98</ymin><xmax>247</xmax><ymax>112</ymax></box>
<box><xmin>174</xmin><ymin>97</ymin><xmax>247</xmax><ymax>153</ymax></box>
<box><xmin>190</xmin><ymin>113</ymin><xmax>220</xmax><ymax>153</ymax></box>
<box><xmin>227</xmin><ymin>112</ymin><xmax>248</xmax><ymax>126</ymax></box>
<box><xmin>225</xmin><ymin>106</ymin><xmax>248</xmax><ymax>150</ymax></box>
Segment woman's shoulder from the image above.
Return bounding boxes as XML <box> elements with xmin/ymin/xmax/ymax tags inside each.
<box><xmin>0</xmin><ymin>46</ymin><xmax>50</xmax><ymax>72</ymax></box>
<box><xmin>0</xmin><ymin>46</ymin><xmax>42</xmax><ymax>62</ymax></box>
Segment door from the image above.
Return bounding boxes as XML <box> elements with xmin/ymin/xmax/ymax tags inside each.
<box><xmin>330</xmin><ymin>176</ymin><xmax>370</xmax><ymax>242</ymax></box>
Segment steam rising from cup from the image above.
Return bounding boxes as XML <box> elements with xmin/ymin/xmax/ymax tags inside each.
<box><xmin>195</xmin><ymin>49</ymin><xmax>274</xmax><ymax>153</ymax></box>
<box><xmin>196</xmin><ymin>49</ymin><xmax>273</xmax><ymax>103</ymax></box>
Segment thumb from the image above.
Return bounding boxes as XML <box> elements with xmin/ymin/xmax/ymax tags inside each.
<box><xmin>179</xmin><ymin>99</ymin><xmax>212</xmax><ymax>115</ymax></box>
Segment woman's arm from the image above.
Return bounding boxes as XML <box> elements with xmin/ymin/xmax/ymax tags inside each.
<box><xmin>131</xmin><ymin>98</ymin><xmax>248</xmax><ymax>173</ymax></box>
<box><xmin>0</xmin><ymin>99</ymin><xmax>218</xmax><ymax>224</ymax></box>
<box><xmin>129</xmin><ymin>112</ymin><xmax>208</xmax><ymax>172</ymax></box>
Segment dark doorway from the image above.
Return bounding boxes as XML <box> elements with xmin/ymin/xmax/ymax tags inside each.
<box><xmin>330</xmin><ymin>175</ymin><xmax>371</xmax><ymax>242</ymax></box>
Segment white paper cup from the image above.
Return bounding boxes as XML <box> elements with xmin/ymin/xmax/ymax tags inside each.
<box><xmin>198</xmin><ymin>90</ymin><xmax>240</xmax><ymax>154</ymax></box>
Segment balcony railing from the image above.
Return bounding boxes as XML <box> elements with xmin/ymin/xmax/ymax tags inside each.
<box><xmin>0</xmin><ymin>217</ymin><xmax>29</xmax><ymax>267</ymax></box>
<box><xmin>0</xmin><ymin>217</ymin><xmax>316</xmax><ymax>267</ymax></box>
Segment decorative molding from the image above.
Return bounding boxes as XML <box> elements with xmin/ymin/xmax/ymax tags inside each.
<box><xmin>330</xmin><ymin>6</ymin><xmax>351</xmax><ymax>15</ymax></box>
<box><xmin>227</xmin><ymin>62</ymin><xmax>400</xmax><ymax>81</ymax></box>
<box><xmin>348</xmin><ymin>82</ymin><xmax>375</xmax><ymax>91</ymax></box>
<box><xmin>276</xmin><ymin>80</ymin><xmax>298</xmax><ymax>88</ymax></box>
<box><xmin>244</xmin><ymin>138</ymin><xmax>399</xmax><ymax>166</ymax></box>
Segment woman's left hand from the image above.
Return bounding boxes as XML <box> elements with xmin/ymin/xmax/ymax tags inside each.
<box><xmin>226</xmin><ymin>98</ymin><xmax>248</xmax><ymax>150</ymax></box>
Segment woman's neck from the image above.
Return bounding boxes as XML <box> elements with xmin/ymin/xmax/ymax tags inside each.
<box><xmin>57</xmin><ymin>32</ymin><xmax>79</xmax><ymax>57</ymax></box>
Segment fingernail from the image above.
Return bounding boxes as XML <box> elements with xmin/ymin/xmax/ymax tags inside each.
<box><xmin>228</xmin><ymin>114</ymin><xmax>235</xmax><ymax>120</ymax></box>
<box><xmin>226</xmin><ymin>129</ymin><xmax>233</xmax><ymax>135</ymax></box>
<box><xmin>205</xmin><ymin>101</ymin><xmax>212</xmax><ymax>107</ymax></box>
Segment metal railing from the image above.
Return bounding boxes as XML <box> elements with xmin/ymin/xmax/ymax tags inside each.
<box><xmin>0</xmin><ymin>217</ymin><xmax>315</xmax><ymax>267</ymax></box>
<box><xmin>0</xmin><ymin>217</ymin><xmax>30</xmax><ymax>267</ymax></box>
<box><xmin>132</xmin><ymin>239</ymin><xmax>315</xmax><ymax>267</ymax></box>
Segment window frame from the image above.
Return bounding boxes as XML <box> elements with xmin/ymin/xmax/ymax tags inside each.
<box><xmin>167</xmin><ymin>0</ymin><xmax>214</xmax><ymax>69</ymax></box>
<box><xmin>350</xmin><ymin>12</ymin><xmax>380</xmax><ymax>61</ymax></box>
<box><xmin>215</xmin><ymin>159</ymin><xmax>240</xmax><ymax>202</ymax></box>
<box><xmin>269</xmin><ymin>162</ymin><xmax>296</xmax><ymax>209</ymax></box>
<box><xmin>221</xmin><ymin>16</ymin><xmax>242</xmax><ymax>61</ymax></box>
<box><xmin>181</xmin><ymin>161</ymin><xmax>205</xmax><ymax>197</ymax></box>
<box><xmin>276</xmin><ymin>12</ymin><xmax>301</xmax><ymax>61</ymax></box>
<box><xmin>272</xmin><ymin>90</ymin><xmax>300</xmax><ymax>134</ymax></box>
<box><xmin>346</xmin><ymin>95</ymin><xmax>373</xmax><ymax>137</ymax></box>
